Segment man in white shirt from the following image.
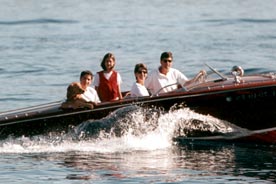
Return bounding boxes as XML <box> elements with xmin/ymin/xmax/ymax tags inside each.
<box><xmin>145</xmin><ymin>52</ymin><xmax>205</xmax><ymax>95</ymax></box>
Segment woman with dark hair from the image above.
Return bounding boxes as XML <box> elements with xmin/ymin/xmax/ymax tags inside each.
<box><xmin>94</xmin><ymin>53</ymin><xmax>123</xmax><ymax>102</ymax></box>
<box><xmin>130</xmin><ymin>63</ymin><xmax>150</xmax><ymax>97</ymax></box>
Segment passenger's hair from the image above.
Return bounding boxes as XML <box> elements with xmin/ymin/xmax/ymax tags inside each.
<box><xmin>101</xmin><ymin>53</ymin><xmax>115</xmax><ymax>71</ymax></box>
<box><xmin>80</xmin><ymin>70</ymin><xmax>93</xmax><ymax>79</ymax></box>
<box><xmin>134</xmin><ymin>63</ymin><xmax>148</xmax><ymax>73</ymax></box>
<box><xmin>160</xmin><ymin>51</ymin><xmax>173</xmax><ymax>61</ymax></box>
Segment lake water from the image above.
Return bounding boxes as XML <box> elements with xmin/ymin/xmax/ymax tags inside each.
<box><xmin>1</xmin><ymin>0</ymin><xmax>276</xmax><ymax>183</ymax></box>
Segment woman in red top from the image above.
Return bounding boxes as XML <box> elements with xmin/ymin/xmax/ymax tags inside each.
<box><xmin>94</xmin><ymin>53</ymin><xmax>123</xmax><ymax>102</ymax></box>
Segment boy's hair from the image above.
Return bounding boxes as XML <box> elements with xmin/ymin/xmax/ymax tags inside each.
<box><xmin>80</xmin><ymin>70</ymin><xmax>93</xmax><ymax>79</ymax></box>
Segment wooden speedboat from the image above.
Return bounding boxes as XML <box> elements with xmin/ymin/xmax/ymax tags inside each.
<box><xmin>1</xmin><ymin>65</ymin><xmax>276</xmax><ymax>140</ymax></box>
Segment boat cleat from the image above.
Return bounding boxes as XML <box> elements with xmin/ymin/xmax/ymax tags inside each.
<box><xmin>231</xmin><ymin>66</ymin><xmax>244</xmax><ymax>84</ymax></box>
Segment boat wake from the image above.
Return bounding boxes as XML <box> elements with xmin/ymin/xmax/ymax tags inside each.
<box><xmin>0</xmin><ymin>105</ymin><xmax>247</xmax><ymax>153</ymax></box>
<box><xmin>73</xmin><ymin>105</ymin><xmax>244</xmax><ymax>139</ymax></box>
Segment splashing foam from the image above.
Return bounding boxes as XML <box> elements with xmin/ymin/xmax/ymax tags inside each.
<box><xmin>0</xmin><ymin>106</ymin><xmax>242</xmax><ymax>154</ymax></box>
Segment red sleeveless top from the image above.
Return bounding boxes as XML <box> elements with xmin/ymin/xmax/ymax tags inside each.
<box><xmin>97</xmin><ymin>71</ymin><xmax>119</xmax><ymax>102</ymax></box>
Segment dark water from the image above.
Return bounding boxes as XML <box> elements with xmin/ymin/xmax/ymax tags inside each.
<box><xmin>1</xmin><ymin>0</ymin><xmax>276</xmax><ymax>183</ymax></box>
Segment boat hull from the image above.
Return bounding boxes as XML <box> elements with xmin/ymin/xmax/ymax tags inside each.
<box><xmin>1</xmin><ymin>74</ymin><xmax>276</xmax><ymax>139</ymax></box>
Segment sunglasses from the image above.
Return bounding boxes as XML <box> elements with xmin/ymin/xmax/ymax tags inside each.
<box><xmin>137</xmin><ymin>70</ymin><xmax>147</xmax><ymax>74</ymax></box>
<box><xmin>162</xmin><ymin>59</ymin><xmax>172</xmax><ymax>63</ymax></box>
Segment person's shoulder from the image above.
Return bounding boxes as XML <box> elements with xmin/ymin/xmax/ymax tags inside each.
<box><xmin>145</xmin><ymin>69</ymin><xmax>158</xmax><ymax>83</ymax></box>
<box><xmin>87</xmin><ymin>86</ymin><xmax>95</xmax><ymax>89</ymax></box>
<box><xmin>87</xmin><ymin>86</ymin><xmax>97</xmax><ymax>92</ymax></box>
<box><xmin>135</xmin><ymin>82</ymin><xmax>144</xmax><ymax>88</ymax></box>
<box><xmin>170</xmin><ymin>67</ymin><xmax>180</xmax><ymax>72</ymax></box>
<box><xmin>131</xmin><ymin>82</ymin><xmax>139</xmax><ymax>88</ymax></box>
<box><xmin>170</xmin><ymin>67</ymin><xmax>184</xmax><ymax>74</ymax></box>
<box><xmin>170</xmin><ymin>68</ymin><xmax>188</xmax><ymax>80</ymax></box>
<box><xmin>130</xmin><ymin>82</ymin><xmax>138</xmax><ymax>93</ymax></box>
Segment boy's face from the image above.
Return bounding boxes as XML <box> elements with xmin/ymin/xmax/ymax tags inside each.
<box><xmin>80</xmin><ymin>74</ymin><xmax>92</xmax><ymax>89</ymax></box>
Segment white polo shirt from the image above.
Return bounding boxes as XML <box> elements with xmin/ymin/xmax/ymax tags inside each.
<box><xmin>145</xmin><ymin>68</ymin><xmax>188</xmax><ymax>95</ymax></box>
<box><xmin>130</xmin><ymin>82</ymin><xmax>150</xmax><ymax>97</ymax></box>
<box><xmin>81</xmin><ymin>86</ymin><xmax>101</xmax><ymax>103</ymax></box>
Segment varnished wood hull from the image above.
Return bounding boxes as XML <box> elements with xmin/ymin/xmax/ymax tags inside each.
<box><xmin>1</xmin><ymin>74</ymin><xmax>276</xmax><ymax>140</ymax></box>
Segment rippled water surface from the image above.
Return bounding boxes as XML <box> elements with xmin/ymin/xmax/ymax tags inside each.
<box><xmin>1</xmin><ymin>0</ymin><xmax>276</xmax><ymax>183</ymax></box>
